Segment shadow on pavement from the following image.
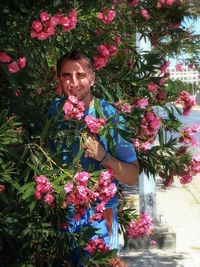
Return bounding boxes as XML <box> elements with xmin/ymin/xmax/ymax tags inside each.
<box><xmin>120</xmin><ymin>250</ymin><xmax>189</xmax><ymax>267</ymax></box>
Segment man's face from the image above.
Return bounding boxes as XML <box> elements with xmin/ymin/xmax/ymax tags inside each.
<box><xmin>58</xmin><ymin>59</ymin><xmax>95</xmax><ymax>104</ymax></box>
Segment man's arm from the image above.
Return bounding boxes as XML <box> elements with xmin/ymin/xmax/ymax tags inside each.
<box><xmin>84</xmin><ymin>135</ymin><xmax>139</xmax><ymax>185</ymax></box>
<box><xmin>102</xmin><ymin>156</ymin><xmax>139</xmax><ymax>185</ymax></box>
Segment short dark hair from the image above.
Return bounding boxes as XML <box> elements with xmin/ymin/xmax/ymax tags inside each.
<box><xmin>56</xmin><ymin>51</ymin><xmax>93</xmax><ymax>75</ymax></box>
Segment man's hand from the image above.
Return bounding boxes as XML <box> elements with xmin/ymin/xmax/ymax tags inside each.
<box><xmin>83</xmin><ymin>135</ymin><xmax>106</xmax><ymax>162</ymax></box>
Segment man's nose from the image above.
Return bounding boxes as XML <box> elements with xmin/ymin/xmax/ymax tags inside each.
<box><xmin>71</xmin><ymin>75</ymin><xmax>79</xmax><ymax>87</ymax></box>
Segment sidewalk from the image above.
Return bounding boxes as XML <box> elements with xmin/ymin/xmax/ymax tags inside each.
<box><xmin>120</xmin><ymin>174</ymin><xmax>200</xmax><ymax>267</ymax></box>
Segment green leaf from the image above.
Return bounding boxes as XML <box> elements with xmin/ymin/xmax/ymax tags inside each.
<box><xmin>72</xmin><ymin>149</ymin><xmax>84</xmax><ymax>165</ymax></box>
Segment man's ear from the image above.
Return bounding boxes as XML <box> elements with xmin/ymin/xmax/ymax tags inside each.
<box><xmin>90</xmin><ymin>72</ymin><xmax>95</xmax><ymax>86</ymax></box>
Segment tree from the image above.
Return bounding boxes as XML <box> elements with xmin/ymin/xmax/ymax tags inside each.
<box><xmin>0</xmin><ymin>0</ymin><xmax>200</xmax><ymax>266</ymax></box>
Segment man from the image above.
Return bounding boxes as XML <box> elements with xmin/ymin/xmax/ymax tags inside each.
<box><xmin>49</xmin><ymin>51</ymin><xmax>139</xmax><ymax>264</ymax></box>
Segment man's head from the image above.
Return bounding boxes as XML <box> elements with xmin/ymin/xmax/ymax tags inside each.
<box><xmin>57</xmin><ymin>51</ymin><xmax>95</xmax><ymax>106</ymax></box>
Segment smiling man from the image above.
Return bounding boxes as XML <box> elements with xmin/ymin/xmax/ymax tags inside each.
<box><xmin>49</xmin><ymin>51</ymin><xmax>139</xmax><ymax>266</ymax></box>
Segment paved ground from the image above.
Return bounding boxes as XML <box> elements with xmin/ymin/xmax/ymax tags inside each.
<box><xmin>120</xmin><ymin>173</ymin><xmax>200</xmax><ymax>267</ymax></box>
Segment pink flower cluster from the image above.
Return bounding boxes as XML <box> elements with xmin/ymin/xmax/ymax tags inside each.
<box><xmin>63</xmin><ymin>96</ymin><xmax>85</xmax><ymax>120</ymax></box>
<box><xmin>84</xmin><ymin>237</ymin><xmax>109</xmax><ymax>254</ymax></box>
<box><xmin>133</xmin><ymin>98</ymin><xmax>149</xmax><ymax>109</ymax></box>
<box><xmin>93</xmin><ymin>43</ymin><xmax>118</xmax><ymax>70</ymax></box>
<box><xmin>156</xmin><ymin>90</ymin><xmax>166</xmax><ymax>102</ymax></box>
<box><xmin>84</xmin><ymin>115</ymin><xmax>106</xmax><ymax>133</ymax></box>
<box><xmin>31</xmin><ymin>10</ymin><xmax>77</xmax><ymax>40</ymax></box>
<box><xmin>115</xmin><ymin>100</ymin><xmax>132</xmax><ymax>113</ymax></box>
<box><xmin>127</xmin><ymin>212</ymin><xmax>152</xmax><ymax>239</ymax></box>
<box><xmin>34</xmin><ymin>175</ymin><xmax>55</xmax><ymax>206</ymax></box>
<box><xmin>97</xmin><ymin>9</ymin><xmax>116</xmax><ymax>24</ymax></box>
<box><xmin>190</xmin><ymin>154</ymin><xmax>200</xmax><ymax>175</ymax></box>
<box><xmin>141</xmin><ymin>9</ymin><xmax>151</xmax><ymax>20</ymax></box>
<box><xmin>64</xmin><ymin>169</ymin><xmax>116</xmax><ymax>221</ymax></box>
<box><xmin>148</xmin><ymin>82</ymin><xmax>158</xmax><ymax>93</ymax></box>
<box><xmin>157</xmin><ymin>0</ymin><xmax>176</xmax><ymax>9</ymax></box>
<box><xmin>180</xmin><ymin>171</ymin><xmax>193</xmax><ymax>185</ymax></box>
<box><xmin>160</xmin><ymin>60</ymin><xmax>170</xmax><ymax>74</ymax></box>
<box><xmin>140</xmin><ymin>111</ymin><xmax>162</xmax><ymax>138</ymax></box>
<box><xmin>162</xmin><ymin>150</ymin><xmax>200</xmax><ymax>187</ymax></box>
<box><xmin>132</xmin><ymin>139</ymin><xmax>151</xmax><ymax>152</ymax></box>
<box><xmin>0</xmin><ymin>52</ymin><xmax>26</xmax><ymax>73</ymax></box>
<box><xmin>175</xmin><ymin>63</ymin><xmax>184</xmax><ymax>72</ymax></box>
<box><xmin>178</xmin><ymin>125</ymin><xmax>200</xmax><ymax>147</ymax></box>
<box><xmin>175</xmin><ymin>91</ymin><xmax>196</xmax><ymax>115</ymax></box>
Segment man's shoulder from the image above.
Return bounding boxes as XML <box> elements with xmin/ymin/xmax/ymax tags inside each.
<box><xmin>99</xmin><ymin>98</ymin><xmax>116</xmax><ymax>116</ymax></box>
<box><xmin>49</xmin><ymin>96</ymin><xmax>64</xmax><ymax>116</ymax></box>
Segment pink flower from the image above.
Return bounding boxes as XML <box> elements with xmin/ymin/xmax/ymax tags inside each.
<box><xmin>62</xmin><ymin>9</ymin><xmax>78</xmax><ymax>32</ymax></box>
<box><xmin>175</xmin><ymin>63</ymin><xmax>184</xmax><ymax>72</ymax></box>
<box><xmin>84</xmin><ymin>238</ymin><xmax>109</xmax><ymax>254</ymax></box>
<box><xmin>140</xmin><ymin>111</ymin><xmax>161</xmax><ymax>138</ymax></box>
<box><xmin>140</xmin><ymin>141</ymin><xmax>151</xmax><ymax>151</ymax></box>
<box><xmin>157</xmin><ymin>0</ymin><xmax>175</xmax><ymax>8</ymax></box>
<box><xmin>7</xmin><ymin>61</ymin><xmax>20</xmax><ymax>73</ymax></box>
<box><xmin>107</xmin><ymin>45</ymin><xmax>118</xmax><ymax>55</ymax></box>
<box><xmin>148</xmin><ymin>82</ymin><xmax>158</xmax><ymax>93</ymax></box>
<box><xmin>141</xmin><ymin>9</ymin><xmax>151</xmax><ymax>20</ymax></box>
<box><xmin>63</xmin><ymin>96</ymin><xmax>85</xmax><ymax>120</ymax></box>
<box><xmin>18</xmin><ymin>57</ymin><xmax>27</xmax><ymax>69</ymax></box>
<box><xmin>85</xmin><ymin>115</ymin><xmax>105</xmax><ymax>133</ymax></box>
<box><xmin>165</xmin><ymin>0</ymin><xmax>176</xmax><ymax>6</ymax></box>
<box><xmin>93</xmin><ymin>55</ymin><xmax>108</xmax><ymax>70</ymax></box>
<box><xmin>127</xmin><ymin>212</ymin><xmax>152</xmax><ymax>239</ymax></box>
<box><xmin>31</xmin><ymin>9</ymin><xmax>77</xmax><ymax>40</ymax></box>
<box><xmin>115</xmin><ymin>101</ymin><xmax>132</xmax><ymax>112</ymax></box>
<box><xmin>180</xmin><ymin>172</ymin><xmax>192</xmax><ymax>185</ymax></box>
<box><xmin>40</xmin><ymin>12</ymin><xmax>50</xmax><ymax>22</ymax></box>
<box><xmin>64</xmin><ymin>182</ymin><xmax>73</xmax><ymax>193</ymax></box>
<box><xmin>132</xmin><ymin>139</ymin><xmax>151</xmax><ymax>152</ymax></box>
<box><xmin>156</xmin><ymin>90</ymin><xmax>166</xmax><ymax>101</ymax></box>
<box><xmin>97</xmin><ymin>9</ymin><xmax>116</xmax><ymax>24</ymax></box>
<box><xmin>0</xmin><ymin>52</ymin><xmax>11</xmax><ymax>63</ymax></box>
<box><xmin>31</xmin><ymin>20</ymin><xmax>43</xmax><ymax>32</ymax></box>
<box><xmin>160</xmin><ymin>61</ymin><xmax>170</xmax><ymax>73</ymax></box>
<box><xmin>51</xmin><ymin>13</ymin><xmax>63</xmax><ymax>26</ymax></box>
<box><xmin>44</xmin><ymin>193</ymin><xmax>55</xmax><ymax>204</ymax></box>
<box><xmin>96</xmin><ymin>202</ymin><xmax>106</xmax><ymax>213</ymax></box>
<box><xmin>135</xmin><ymin>98</ymin><xmax>149</xmax><ymax>109</ymax></box>
<box><xmin>159</xmin><ymin>78</ymin><xmax>166</xmax><ymax>86</ymax></box>
<box><xmin>34</xmin><ymin>190</ymin><xmax>42</xmax><ymax>200</ymax></box>
<box><xmin>68</xmin><ymin>95</ymin><xmax>78</xmax><ymax>104</ymax></box>
<box><xmin>114</xmin><ymin>36</ymin><xmax>121</xmax><ymax>44</ymax></box>
<box><xmin>175</xmin><ymin>91</ymin><xmax>195</xmax><ymax>115</ymax></box>
<box><xmin>150</xmin><ymin>240</ymin><xmax>157</xmax><ymax>246</ymax></box>
<box><xmin>190</xmin><ymin>154</ymin><xmax>200</xmax><ymax>175</ymax></box>
<box><xmin>178</xmin><ymin>126</ymin><xmax>199</xmax><ymax>147</ymax></box>
<box><xmin>96</xmin><ymin>28</ymin><xmax>103</xmax><ymax>36</ymax></box>
<box><xmin>98</xmin><ymin>44</ymin><xmax>110</xmax><ymax>58</ymax></box>
<box><xmin>35</xmin><ymin>175</ymin><xmax>47</xmax><ymax>184</ymax></box>
<box><xmin>169</xmin><ymin>22</ymin><xmax>181</xmax><ymax>29</ymax></box>
<box><xmin>74</xmin><ymin>171</ymin><xmax>90</xmax><ymax>186</ymax></box>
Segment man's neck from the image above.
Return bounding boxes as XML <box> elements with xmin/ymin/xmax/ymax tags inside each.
<box><xmin>84</xmin><ymin>93</ymin><xmax>94</xmax><ymax>109</ymax></box>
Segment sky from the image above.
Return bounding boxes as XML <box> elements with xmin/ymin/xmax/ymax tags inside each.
<box><xmin>183</xmin><ymin>17</ymin><xmax>200</xmax><ymax>35</ymax></box>
<box><xmin>169</xmin><ymin>17</ymin><xmax>200</xmax><ymax>66</ymax></box>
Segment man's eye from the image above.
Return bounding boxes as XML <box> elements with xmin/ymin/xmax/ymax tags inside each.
<box><xmin>78</xmin><ymin>73</ymin><xmax>86</xmax><ymax>78</ymax></box>
<box><xmin>62</xmin><ymin>74</ymin><xmax>70</xmax><ymax>79</ymax></box>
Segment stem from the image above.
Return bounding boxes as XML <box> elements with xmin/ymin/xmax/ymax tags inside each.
<box><xmin>28</xmin><ymin>143</ymin><xmax>70</xmax><ymax>175</ymax></box>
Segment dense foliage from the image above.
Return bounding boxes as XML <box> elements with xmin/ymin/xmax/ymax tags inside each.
<box><xmin>0</xmin><ymin>0</ymin><xmax>200</xmax><ymax>266</ymax></box>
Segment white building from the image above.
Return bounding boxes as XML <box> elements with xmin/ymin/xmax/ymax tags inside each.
<box><xmin>168</xmin><ymin>66</ymin><xmax>200</xmax><ymax>85</ymax></box>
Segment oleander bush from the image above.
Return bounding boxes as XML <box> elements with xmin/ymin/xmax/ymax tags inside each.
<box><xmin>0</xmin><ymin>0</ymin><xmax>200</xmax><ymax>266</ymax></box>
